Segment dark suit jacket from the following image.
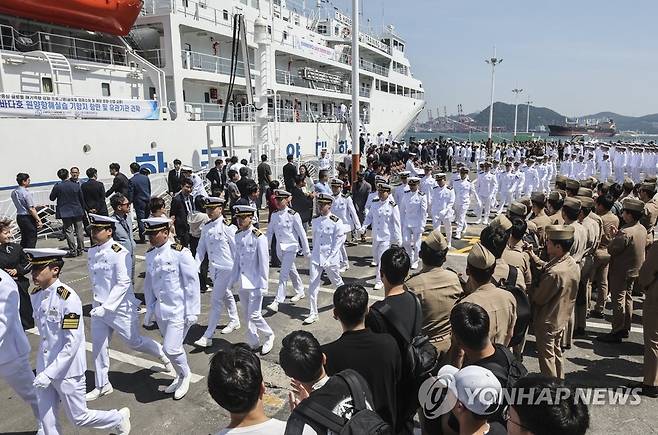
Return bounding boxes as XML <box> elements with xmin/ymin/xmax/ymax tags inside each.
<box><xmin>128</xmin><ymin>173</ymin><xmax>151</xmax><ymax>205</ymax></box>
<box><xmin>105</xmin><ymin>173</ymin><xmax>130</xmax><ymax>198</ymax></box>
<box><xmin>206</xmin><ymin>167</ymin><xmax>224</xmax><ymax>191</ymax></box>
<box><xmin>81</xmin><ymin>179</ymin><xmax>108</xmax><ymax>215</ymax></box>
<box><xmin>169</xmin><ymin>192</ymin><xmax>191</xmax><ymax>236</ymax></box>
<box><xmin>283</xmin><ymin>162</ymin><xmax>297</xmax><ymax>191</ymax></box>
<box><xmin>168</xmin><ymin>169</ymin><xmax>183</xmax><ymax>194</ymax></box>
<box><xmin>49</xmin><ymin>179</ymin><xmax>86</xmax><ymax>219</ymax></box>
<box><xmin>291</xmin><ymin>186</ymin><xmax>313</xmax><ymax>223</ymax></box>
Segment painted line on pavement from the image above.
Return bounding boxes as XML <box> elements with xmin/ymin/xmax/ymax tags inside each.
<box><xmin>266</xmin><ymin>278</ymin><xmax>384</xmax><ymax>301</ymax></box>
<box><xmin>25</xmin><ymin>328</ymin><xmax>205</xmax><ymax>383</ymax></box>
<box><xmin>585</xmin><ymin>320</ymin><xmax>643</xmax><ymax>334</ymax></box>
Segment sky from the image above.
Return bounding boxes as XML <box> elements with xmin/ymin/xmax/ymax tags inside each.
<box><xmin>332</xmin><ymin>0</ymin><xmax>658</xmax><ymax>118</ymax></box>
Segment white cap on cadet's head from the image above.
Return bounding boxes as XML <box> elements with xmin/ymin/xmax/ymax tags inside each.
<box><xmin>143</xmin><ymin>217</ymin><xmax>171</xmax><ymax>233</ymax></box>
<box><xmin>317</xmin><ymin>193</ymin><xmax>334</xmax><ymax>204</ymax></box>
<box><xmin>330</xmin><ymin>178</ymin><xmax>344</xmax><ymax>186</ymax></box>
<box><xmin>417</xmin><ymin>169</ymin><xmax>426</xmax><ymax>176</ymax></box>
<box><xmin>435</xmin><ymin>365</ymin><xmax>502</xmax><ymax>417</ymax></box>
<box><xmin>273</xmin><ymin>189</ymin><xmax>292</xmax><ymax>199</ymax></box>
<box><xmin>203</xmin><ymin>196</ymin><xmax>226</xmax><ymax>207</ymax></box>
<box><xmin>408</xmin><ymin>176</ymin><xmax>421</xmax><ymax>183</ymax></box>
<box><xmin>233</xmin><ymin>204</ymin><xmax>257</xmax><ymax>216</ymax></box>
<box><xmin>88</xmin><ymin>213</ymin><xmax>118</xmax><ymax>227</ymax></box>
<box><xmin>399</xmin><ymin>171</ymin><xmax>411</xmax><ymax>177</ymax></box>
<box><xmin>24</xmin><ymin>248</ymin><xmax>69</xmax><ymax>265</ymax></box>
<box><xmin>181</xmin><ymin>165</ymin><xmax>194</xmax><ymax>172</ymax></box>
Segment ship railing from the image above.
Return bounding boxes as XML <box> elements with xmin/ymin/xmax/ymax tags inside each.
<box><xmin>0</xmin><ymin>24</ymin><xmax>128</xmax><ymax>66</ymax></box>
<box><xmin>140</xmin><ymin>0</ymin><xmax>175</xmax><ymax>15</ymax></box>
<box><xmin>337</xmin><ymin>53</ymin><xmax>389</xmax><ymax>77</ymax></box>
<box><xmin>181</xmin><ymin>50</ymin><xmax>248</xmax><ymax>77</ymax></box>
<box><xmin>186</xmin><ymin>102</ymin><xmax>256</xmax><ymax>122</ymax></box>
<box><xmin>275</xmin><ymin>69</ymin><xmax>349</xmax><ymax>94</ymax></box>
<box><xmin>135</xmin><ymin>49</ymin><xmax>165</xmax><ymax>68</ymax></box>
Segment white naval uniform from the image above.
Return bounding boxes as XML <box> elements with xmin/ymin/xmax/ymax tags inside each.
<box><xmin>523</xmin><ymin>165</ymin><xmax>538</xmax><ymax>196</ymax></box>
<box><xmin>363</xmin><ymin>191</ymin><xmax>379</xmax><ymax>221</ymax></box>
<box><xmin>393</xmin><ymin>182</ymin><xmax>410</xmax><ymax>204</ymax></box>
<box><xmin>362</xmin><ymin>197</ymin><xmax>402</xmax><ymax>286</ymax></box>
<box><xmin>195</xmin><ymin>217</ymin><xmax>240</xmax><ymax>339</ymax></box>
<box><xmin>536</xmin><ymin>163</ymin><xmax>548</xmax><ymax>193</ymax></box>
<box><xmin>230</xmin><ymin>226</ymin><xmax>273</xmax><ymax>347</ymax></box>
<box><xmin>307</xmin><ymin>214</ymin><xmax>345</xmax><ymax>317</ymax></box>
<box><xmin>474</xmin><ymin>171</ymin><xmax>498</xmax><ymax>224</ymax></box>
<box><xmin>144</xmin><ymin>243</ymin><xmax>200</xmax><ymax>380</ymax></box>
<box><xmin>31</xmin><ymin>280</ymin><xmax>122</xmax><ymax>435</ymax></box>
<box><xmin>497</xmin><ymin>170</ymin><xmax>517</xmax><ymax>214</ymax></box>
<box><xmin>515</xmin><ymin>167</ymin><xmax>526</xmax><ymax>200</ymax></box>
<box><xmin>318</xmin><ymin>156</ymin><xmax>332</xmax><ymax>173</ymax></box>
<box><xmin>431</xmin><ymin>184</ymin><xmax>455</xmax><ymax>247</ymax></box>
<box><xmin>267</xmin><ymin>207</ymin><xmax>310</xmax><ymax>303</ymax></box>
<box><xmin>453</xmin><ymin>178</ymin><xmax>479</xmax><ymax>238</ymax></box>
<box><xmin>400</xmin><ymin>189</ymin><xmax>428</xmax><ymax>266</ymax></box>
<box><xmin>331</xmin><ymin>193</ymin><xmax>361</xmax><ymax>269</ymax></box>
<box><xmin>0</xmin><ymin>269</ymin><xmax>40</xmax><ymax>423</ymax></box>
<box><xmin>88</xmin><ymin>239</ymin><xmax>166</xmax><ymax>390</ymax></box>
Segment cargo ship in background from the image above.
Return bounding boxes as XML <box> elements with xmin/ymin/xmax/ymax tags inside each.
<box><xmin>547</xmin><ymin>118</ymin><xmax>617</xmax><ymax>137</ymax></box>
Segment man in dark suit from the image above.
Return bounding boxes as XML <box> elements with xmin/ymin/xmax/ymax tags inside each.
<box><xmin>283</xmin><ymin>154</ymin><xmax>297</xmax><ymax>191</ymax></box>
<box><xmin>206</xmin><ymin>158</ymin><xmax>225</xmax><ymax>197</ymax></box>
<box><xmin>169</xmin><ymin>177</ymin><xmax>194</xmax><ymax>247</ymax></box>
<box><xmin>167</xmin><ymin>158</ymin><xmax>183</xmax><ymax>195</ymax></box>
<box><xmin>49</xmin><ymin>168</ymin><xmax>86</xmax><ymax>256</ymax></box>
<box><xmin>81</xmin><ymin>167</ymin><xmax>108</xmax><ymax>215</ymax></box>
<box><xmin>128</xmin><ymin>162</ymin><xmax>151</xmax><ymax>243</ymax></box>
<box><xmin>105</xmin><ymin>162</ymin><xmax>130</xmax><ymax>198</ymax></box>
<box><xmin>236</xmin><ymin>167</ymin><xmax>252</xmax><ymax>198</ymax></box>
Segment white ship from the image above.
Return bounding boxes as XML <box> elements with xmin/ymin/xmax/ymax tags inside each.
<box><xmin>0</xmin><ymin>0</ymin><xmax>425</xmax><ymax>192</ymax></box>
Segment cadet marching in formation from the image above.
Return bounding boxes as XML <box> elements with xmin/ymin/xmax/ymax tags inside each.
<box><xmin>4</xmin><ymin>138</ymin><xmax>658</xmax><ymax>434</ymax></box>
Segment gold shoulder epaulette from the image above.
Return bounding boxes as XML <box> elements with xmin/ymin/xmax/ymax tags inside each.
<box><xmin>252</xmin><ymin>228</ymin><xmax>263</xmax><ymax>237</ymax></box>
<box><xmin>330</xmin><ymin>215</ymin><xmax>339</xmax><ymax>222</ymax></box>
<box><xmin>61</xmin><ymin>312</ymin><xmax>80</xmax><ymax>330</ymax></box>
<box><xmin>288</xmin><ymin>209</ymin><xmax>297</xmax><ymax>215</ymax></box>
<box><xmin>56</xmin><ymin>286</ymin><xmax>70</xmax><ymax>300</ymax></box>
<box><xmin>30</xmin><ymin>286</ymin><xmax>41</xmax><ymax>295</ymax></box>
<box><xmin>224</xmin><ymin>217</ymin><xmax>233</xmax><ymax>226</ymax></box>
<box><xmin>111</xmin><ymin>243</ymin><xmax>122</xmax><ymax>253</ymax></box>
<box><xmin>171</xmin><ymin>243</ymin><xmax>184</xmax><ymax>251</ymax></box>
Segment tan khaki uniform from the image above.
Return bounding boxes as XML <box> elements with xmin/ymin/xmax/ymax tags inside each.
<box><xmin>407</xmin><ymin>266</ymin><xmax>462</xmax><ymax>360</ymax></box>
<box><xmin>502</xmin><ymin>241</ymin><xmax>532</xmax><ymax>288</ymax></box>
<box><xmin>459</xmin><ymin>282</ymin><xmax>517</xmax><ymax>346</ymax></box>
<box><xmin>593</xmin><ymin>211</ymin><xmax>620</xmax><ymax>312</ymax></box>
<box><xmin>575</xmin><ymin>214</ymin><xmax>602</xmax><ymax>329</ymax></box>
<box><xmin>549</xmin><ymin>211</ymin><xmax>565</xmax><ymax>225</ymax></box>
<box><xmin>491</xmin><ymin>259</ymin><xmax>526</xmax><ymax>291</ymax></box>
<box><xmin>532</xmin><ymin>254</ymin><xmax>580</xmax><ymax>379</ymax></box>
<box><xmin>638</xmin><ymin>242</ymin><xmax>658</xmax><ymax>386</ymax></box>
<box><xmin>563</xmin><ymin>220</ymin><xmax>588</xmax><ymax>347</ymax></box>
<box><xmin>530</xmin><ymin>210</ymin><xmax>553</xmax><ymax>246</ymax></box>
<box><xmin>641</xmin><ymin>199</ymin><xmax>658</xmax><ymax>245</ymax></box>
<box><xmin>608</xmin><ymin>221</ymin><xmax>647</xmax><ymax>333</ymax></box>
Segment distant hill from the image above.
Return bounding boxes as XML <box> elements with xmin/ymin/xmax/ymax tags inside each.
<box><xmin>466</xmin><ymin>103</ymin><xmax>658</xmax><ymax>133</ymax></box>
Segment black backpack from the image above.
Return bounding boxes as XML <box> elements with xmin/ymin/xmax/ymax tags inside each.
<box><xmin>284</xmin><ymin>369</ymin><xmax>392</xmax><ymax>435</ymax></box>
<box><xmin>498</xmin><ymin>266</ymin><xmax>531</xmax><ymax>347</ymax></box>
<box><xmin>371</xmin><ymin>292</ymin><xmax>440</xmax><ymax>388</ymax></box>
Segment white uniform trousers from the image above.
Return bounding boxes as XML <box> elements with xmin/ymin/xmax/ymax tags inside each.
<box><xmin>497</xmin><ymin>191</ymin><xmax>514</xmax><ymax>214</ymax></box>
<box><xmin>432</xmin><ymin>213</ymin><xmax>452</xmax><ymax>247</ymax></box>
<box><xmin>402</xmin><ymin>225</ymin><xmax>423</xmax><ymax>265</ymax></box>
<box><xmin>454</xmin><ymin>202</ymin><xmax>469</xmax><ymax>236</ymax></box>
<box><xmin>474</xmin><ymin>196</ymin><xmax>492</xmax><ymax>223</ymax></box>
<box><xmin>202</xmin><ymin>268</ymin><xmax>239</xmax><ymax>339</ymax></box>
<box><xmin>372</xmin><ymin>240</ymin><xmax>391</xmax><ymax>286</ymax></box>
<box><xmin>91</xmin><ymin>300</ymin><xmax>165</xmax><ymax>388</ymax></box>
<box><xmin>339</xmin><ymin>245</ymin><xmax>349</xmax><ymax>269</ymax></box>
<box><xmin>155</xmin><ymin>318</ymin><xmax>192</xmax><ymax>378</ymax></box>
<box><xmin>1</xmin><ymin>353</ymin><xmax>40</xmax><ymax>420</ymax></box>
<box><xmin>37</xmin><ymin>374</ymin><xmax>122</xmax><ymax>435</ymax></box>
<box><xmin>238</xmin><ymin>288</ymin><xmax>273</xmax><ymax>347</ymax></box>
<box><xmin>308</xmin><ymin>262</ymin><xmax>344</xmax><ymax>317</ymax></box>
<box><xmin>274</xmin><ymin>249</ymin><xmax>304</xmax><ymax>303</ymax></box>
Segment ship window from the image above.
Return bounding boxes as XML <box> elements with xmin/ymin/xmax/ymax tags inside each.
<box><xmin>267</xmin><ymin>25</ymin><xmax>272</xmax><ymax>34</ymax></box>
<box><xmin>41</xmin><ymin>77</ymin><xmax>53</xmax><ymax>93</ymax></box>
<box><xmin>380</xmin><ymin>81</ymin><xmax>388</xmax><ymax>92</ymax></box>
<box><xmin>318</xmin><ymin>24</ymin><xmax>327</xmax><ymax>34</ymax></box>
<box><xmin>149</xmin><ymin>87</ymin><xmax>156</xmax><ymax>100</ymax></box>
<box><xmin>283</xmin><ymin>31</ymin><xmax>288</xmax><ymax>40</ymax></box>
<box><xmin>223</xmin><ymin>10</ymin><xmax>229</xmax><ymax>20</ymax></box>
<box><xmin>182</xmin><ymin>0</ymin><xmax>189</xmax><ymax>6</ymax></box>
<box><xmin>204</xmin><ymin>92</ymin><xmax>210</xmax><ymax>103</ymax></box>
<box><xmin>102</xmin><ymin>83</ymin><xmax>111</xmax><ymax>97</ymax></box>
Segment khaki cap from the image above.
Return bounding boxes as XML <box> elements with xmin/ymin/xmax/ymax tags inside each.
<box><xmin>467</xmin><ymin>243</ymin><xmax>496</xmax><ymax>270</ymax></box>
<box><xmin>531</xmin><ymin>192</ymin><xmax>546</xmax><ymax>204</ymax></box>
<box><xmin>508</xmin><ymin>202</ymin><xmax>527</xmax><ymax>217</ymax></box>
<box><xmin>565</xmin><ymin>179</ymin><xmax>580</xmax><ymax>190</ymax></box>
<box><xmin>640</xmin><ymin>182</ymin><xmax>656</xmax><ymax>193</ymax></box>
<box><xmin>545</xmin><ymin>224</ymin><xmax>575</xmax><ymax>241</ymax></box>
<box><xmin>623</xmin><ymin>197</ymin><xmax>645</xmax><ymax>212</ymax></box>
<box><xmin>548</xmin><ymin>190</ymin><xmax>563</xmax><ymax>201</ymax></box>
<box><xmin>423</xmin><ymin>228</ymin><xmax>448</xmax><ymax>251</ymax></box>
<box><xmin>555</xmin><ymin>174</ymin><xmax>567</xmax><ymax>183</ymax></box>
<box><xmin>577</xmin><ymin>187</ymin><xmax>593</xmax><ymax>198</ymax></box>
<box><xmin>490</xmin><ymin>215</ymin><xmax>512</xmax><ymax>232</ymax></box>
<box><xmin>563</xmin><ymin>197</ymin><xmax>582</xmax><ymax>211</ymax></box>
<box><xmin>576</xmin><ymin>196</ymin><xmax>594</xmax><ymax>209</ymax></box>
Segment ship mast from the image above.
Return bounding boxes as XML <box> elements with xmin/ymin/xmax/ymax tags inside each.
<box><xmin>351</xmin><ymin>0</ymin><xmax>360</xmax><ymax>182</ymax></box>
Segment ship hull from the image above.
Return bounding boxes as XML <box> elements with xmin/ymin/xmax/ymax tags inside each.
<box><xmin>547</xmin><ymin>125</ymin><xmax>616</xmax><ymax>137</ymax></box>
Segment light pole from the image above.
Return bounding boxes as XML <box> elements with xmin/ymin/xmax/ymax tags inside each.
<box><xmin>512</xmin><ymin>88</ymin><xmax>523</xmax><ymax>141</ymax></box>
<box><xmin>525</xmin><ymin>99</ymin><xmax>533</xmax><ymax>133</ymax></box>
<box><xmin>485</xmin><ymin>47</ymin><xmax>503</xmax><ymax>141</ymax></box>
<box><xmin>350</xmin><ymin>0</ymin><xmax>360</xmax><ymax>182</ymax></box>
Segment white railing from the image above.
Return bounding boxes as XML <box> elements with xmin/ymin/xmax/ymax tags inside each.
<box><xmin>275</xmin><ymin>69</ymin><xmax>350</xmax><ymax>94</ymax></box>
<box><xmin>267</xmin><ymin>106</ymin><xmax>369</xmax><ymax>124</ymax></box>
<box><xmin>136</xmin><ymin>48</ymin><xmax>165</xmax><ymax>67</ymax></box>
<box><xmin>0</xmin><ymin>24</ymin><xmax>128</xmax><ymax>66</ymax></box>
<box><xmin>186</xmin><ymin>102</ymin><xmax>255</xmax><ymax>122</ymax></box>
<box><xmin>337</xmin><ymin>53</ymin><xmax>388</xmax><ymax>77</ymax></box>
<box><xmin>181</xmin><ymin>50</ymin><xmax>247</xmax><ymax>76</ymax></box>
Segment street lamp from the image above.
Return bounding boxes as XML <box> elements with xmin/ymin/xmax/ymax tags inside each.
<box><xmin>485</xmin><ymin>47</ymin><xmax>503</xmax><ymax>141</ymax></box>
<box><xmin>512</xmin><ymin>88</ymin><xmax>523</xmax><ymax>141</ymax></box>
<box><xmin>525</xmin><ymin>98</ymin><xmax>533</xmax><ymax>133</ymax></box>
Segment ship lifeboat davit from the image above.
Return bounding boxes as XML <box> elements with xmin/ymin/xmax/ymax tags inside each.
<box><xmin>0</xmin><ymin>0</ymin><xmax>143</xmax><ymax>36</ymax></box>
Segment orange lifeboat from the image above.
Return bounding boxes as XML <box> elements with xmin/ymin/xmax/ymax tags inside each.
<box><xmin>0</xmin><ymin>0</ymin><xmax>143</xmax><ymax>36</ymax></box>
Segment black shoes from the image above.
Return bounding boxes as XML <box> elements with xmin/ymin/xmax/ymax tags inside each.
<box><xmin>596</xmin><ymin>331</ymin><xmax>624</xmax><ymax>343</ymax></box>
<box><xmin>590</xmin><ymin>310</ymin><xmax>604</xmax><ymax>319</ymax></box>
<box><xmin>573</xmin><ymin>328</ymin><xmax>587</xmax><ymax>338</ymax></box>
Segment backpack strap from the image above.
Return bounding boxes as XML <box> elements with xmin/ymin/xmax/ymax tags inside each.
<box><xmin>289</xmin><ymin>399</ymin><xmax>346</xmax><ymax>434</ymax></box>
<box><xmin>506</xmin><ymin>265</ymin><xmax>519</xmax><ymax>289</ymax></box>
<box><xmin>336</xmin><ymin>370</ymin><xmax>368</xmax><ymax>412</ymax></box>
<box><xmin>371</xmin><ymin>292</ymin><xmax>418</xmax><ymax>345</ymax></box>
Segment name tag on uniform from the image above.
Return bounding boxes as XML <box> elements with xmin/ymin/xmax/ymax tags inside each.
<box><xmin>61</xmin><ymin>313</ymin><xmax>81</xmax><ymax>329</ymax></box>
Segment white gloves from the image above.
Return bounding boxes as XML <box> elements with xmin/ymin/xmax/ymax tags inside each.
<box><xmin>185</xmin><ymin>315</ymin><xmax>198</xmax><ymax>326</ymax></box>
<box><xmin>33</xmin><ymin>372</ymin><xmax>51</xmax><ymax>389</ymax></box>
<box><xmin>90</xmin><ymin>306</ymin><xmax>106</xmax><ymax>317</ymax></box>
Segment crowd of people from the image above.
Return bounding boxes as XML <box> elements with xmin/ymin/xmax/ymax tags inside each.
<box><xmin>2</xmin><ymin>136</ymin><xmax>658</xmax><ymax>434</ymax></box>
